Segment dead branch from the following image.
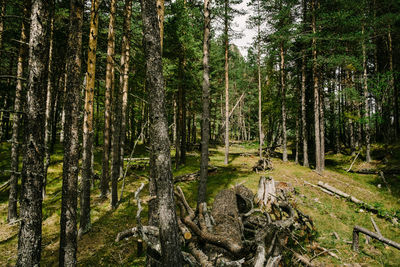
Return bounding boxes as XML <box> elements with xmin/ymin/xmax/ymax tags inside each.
<box><xmin>347</xmin><ymin>151</ymin><xmax>360</xmax><ymax>172</ymax></box>
<box><xmin>352</xmin><ymin>225</ymin><xmax>400</xmax><ymax>252</ymax></box>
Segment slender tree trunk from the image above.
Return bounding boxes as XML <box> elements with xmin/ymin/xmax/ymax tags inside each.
<box><xmin>16</xmin><ymin>0</ymin><xmax>49</xmax><ymax>265</ymax></box>
<box><xmin>362</xmin><ymin>24</ymin><xmax>371</xmax><ymax>162</ymax></box>
<box><xmin>8</xmin><ymin>0</ymin><xmax>29</xmax><ymax>223</ymax></box>
<box><xmin>101</xmin><ymin>0</ymin><xmax>116</xmax><ymax>199</ymax></box>
<box><xmin>59</xmin><ymin>0</ymin><xmax>83</xmax><ymax>265</ymax></box>
<box><xmin>141</xmin><ymin>0</ymin><xmax>183</xmax><ymax>263</ymax></box>
<box><xmin>198</xmin><ymin>0</ymin><xmax>210</xmax><ymax>207</ymax></box>
<box><xmin>224</xmin><ymin>0</ymin><xmax>229</xmax><ymax>165</ymax></box>
<box><xmin>0</xmin><ymin>0</ymin><xmax>5</xmax><ymax>60</ymax></box>
<box><xmin>60</xmin><ymin>72</ymin><xmax>67</xmax><ymax>143</ymax></box>
<box><xmin>119</xmin><ymin>0</ymin><xmax>132</xmax><ymax>178</ymax></box>
<box><xmin>157</xmin><ymin>0</ymin><xmax>164</xmax><ymax>50</ymax></box>
<box><xmin>43</xmin><ymin>5</ymin><xmax>55</xmax><ymax>199</ymax></box>
<box><xmin>301</xmin><ymin>51</ymin><xmax>309</xmax><ymax>167</ymax></box>
<box><xmin>110</xmin><ymin>80</ymin><xmax>121</xmax><ymax>209</ymax></box>
<box><xmin>319</xmin><ymin>86</ymin><xmax>325</xmax><ymax>170</ymax></box>
<box><xmin>257</xmin><ymin>1</ymin><xmax>263</xmax><ymax>159</ymax></box>
<box><xmin>312</xmin><ymin>0</ymin><xmax>322</xmax><ymax>173</ymax></box>
<box><xmin>280</xmin><ymin>42</ymin><xmax>288</xmax><ymax>162</ymax></box>
<box><xmin>80</xmin><ymin>0</ymin><xmax>99</xmax><ymax>235</ymax></box>
<box><xmin>388</xmin><ymin>24</ymin><xmax>397</xmax><ymax>139</ymax></box>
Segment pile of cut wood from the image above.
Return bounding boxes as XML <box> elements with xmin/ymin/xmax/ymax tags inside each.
<box><xmin>117</xmin><ymin>177</ymin><xmax>316</xmax><ymax>266</ymax></box>
<box><xmin>252</xmin><ymin>157</ymin><xmax>273</xmax><ymax>172</ymax></box>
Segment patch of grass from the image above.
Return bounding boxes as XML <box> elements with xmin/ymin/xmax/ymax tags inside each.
<box><xmin>1</xmin><ymin>142</ymin><xmax>400</xmax><ymax>266</ymax></box>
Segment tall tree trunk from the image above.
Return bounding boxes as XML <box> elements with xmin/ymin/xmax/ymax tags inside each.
<box><xmin>60</xmin><ymin>72</ymin><xmax>67</xmax><ymax>143</ymax></box>
<box><xmin>141</xmin><ymin>0</ymin><xmax>183</xmax><ymax>263</ymax></box>
<box><xmin>388</xmin><ymin>24</ymin><xmax>397</xmax><ymax>139</ymax></box>
<box><xmin>119</xmin><ymin>0</ymin><xmax>132</xmax><ymax>181</ymax></box>
<box><xmin>198</xmin><ymin>0</ymin><xmax>210</xmax><ymax>207</ymax></box>
<box><xmin>110</xmin><ymin>80</ymin><xmax>121</xmax><ymax>208</ymax></box>
<box><xmin>362</xmin><ymin>24</ymin><xmax>371</xmax><ymax>162</ymax></box>
<box><xmin>319</xmin><ymin>86</ymin><xmax>325</xmax><ymax>170</ymax></box>
<box><xmin>280</xmin><ymin>42</ymin><xmax>288</xmax><ymax>162</ymax></box>
<box><xmin>224</xmin><ymin>0</ymin><xmax>229</xmax><ymax>165</ymax></box>
<box><xmin>257</xmin><ymin>0</ymin><xmax>263</xmax><ymax>159</ymax></box>
<box><xmin>101</xmin><ymin>0</ymin><xmax>116</xmax><ymax>199</ymax></box>
<box><xmin>16</xmin><ymin>0</ymin><xmax>49</xmax><ymax>265</ymax></box>
<box><xmin>0</xmin><ymin>0</ymin><xmax>5</xmax><ymax>59</ymax></box>
<box><xmin>43</xmin><ymin>4</ymin><xmax>55</xmax><ymax>199</ymax></box>
<box><xmin>301</xmin><ymin>51</ymin><xmax>309</xmax><ymax>167</ymax></box>
<box><xmin>59</xmin><ymin>0</ymin><xmax>83</xmax><ymax>265</ymax></box>
<box><xmin>8</xmin><ymin>0</ymin><xmax>29</xmax><ymax>223</ymax></box>
<box><xmin>312</xmin><ymin>0</ymin><xmax>322</xmax><ymax>173</ymax></box>
<box><xmin>157</xmin><ymin>0</ymin><xmax>164</xmax><ymax>50</ymax></box>
<box><xmin>81</xmin><ymin>0</ymin><xmax>99</xmax><ymax>235</ymax></box>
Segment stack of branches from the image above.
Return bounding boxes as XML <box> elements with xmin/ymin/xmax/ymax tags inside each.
<box><xmin>252</xmin><ymin>158</ymin><xmax>273</xmax><ymax>172</ymax></box>
<box><xmin>117</xmin><ymin>177</ymin><xmax>316</xmax><ymax>266</ymax></box>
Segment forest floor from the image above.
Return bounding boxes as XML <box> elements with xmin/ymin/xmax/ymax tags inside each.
<box><xmin>0</xmin><ymin>141</ymin><xmax>400</xmax><ymax>266</ymax></box>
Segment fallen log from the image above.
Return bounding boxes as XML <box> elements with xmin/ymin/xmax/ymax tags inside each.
<box><xmin>346</xmin><ymin>151</ymin><xmax>360</xmax><ymax>172</ymax></box>
<box><xmin>352</xmin><ymin>225</ymin><xmax>400</xmax><ymax>252</ymax></box>
<box><xmin>317</xmin><ymin>181</ymin><xmax>363</xmax><ymax>205</ymax></box>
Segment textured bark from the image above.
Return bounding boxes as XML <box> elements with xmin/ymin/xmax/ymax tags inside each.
<box><xmin>312</xmin><ymin>0</ymin><xmax>322</xmax><ymax>173</ymax></box>
<box><xmin>257</xmin><ymin>0</ymin><xmax>263</xmax><ymax>159</ymax></box>
<box><xmin>80</xmin><ymin>0</ymin><xmax>99</xmax><ymax>234</ymax></box>
<box><xmin>111</xmin><ymin>83</ymin><xmax>121</xmax><ymax>208</ymax></box>
<box><xmin>301</xmin><ymin>52</ymin><xmax>309</xmax><ymax>167</ymax></box>
<box><xmin>43</xmin><ymin>6</ymin><xmax>55</xmax><ymax>199</ymax></box>
<box><xmin>59</xmin><ymin>0</ymin><xmax>83</xmax><ymax>265</ymax></box>
<box><xmin>362</xmin><ymin>24</ymin><xmax>371</xmax><ymax>162</ymax></box>
<box><xmin>101</xmin><ymin>0</ymin><xmax>116</xmax><ymax>199</ymax></box>
<box><xmin>224</xmin><ymin>0</ymin><xmax>229</xmax><ymax>165</ymax></box>
<box><xmin>119</xmin><ymin>0</ymin><xmax>132</xmax><ymax>180</ymax></box>
<box><xmin>141</xmin><ymin>0</ymin><xmax>183</xmax><ymax>263</ymax></box>
<box><xmin>156</xmin><ymin>0</ymin><xmax>164</xmax><ymax>49</ymax></box>
<box><xmin>0</xmin><ymin>0</ymin><xmax>5</xmax><ymax>60</ymax></box>
<box><xmin>198</xmin><ymin>0</ymin><xmax>210</xmax><ymax>206</ymax></box>
<box><xmin>280</xmin><ymin>42</ymin><xmax>287</xmax><ymax>162</ymax></box>
<box><xmin>8</xmin><ymin>0</ymin><xmax>29</xmax><ymax>223</ymax></box>
<box><xmin>60</xmin><ymin>72</ymin><xmax>67</xmax><ymax>143</ymax></box>
<box><xmin>16</xmin><ymin>0</ymin><xmax>49</xmax><ymax>265</ymax></box>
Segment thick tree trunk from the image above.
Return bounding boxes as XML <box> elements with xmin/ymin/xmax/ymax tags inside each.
<box><xmin>101</xmin><ymin>0</ymin><xmax>116</xmax><ymax>199</ymax></box>
<box><xmin>362</xmin><ymin>24</ymin><xmax>371</xmax><ymax>162</ymax></box>
<box><xmin>43</xmin><ymin>6</ymin><xmax>54</xmax><ymax>199</ymax></box>
<box><xmin>16</xmin><ymin>0</ymin><xmax>49</xmax><ymax>265</ymax></box>
<box><xmin>301</xmin><ymin>51</ymin><xmax>309</xmax><ymax>167</ymax></box>
<box><xmin>59</xmin><ymin>0</ymin><xmax>83</xmax><ymax>265</ymax></box>
<box><xmin>141</xmin><ymin>0</ymin><xmax>183</xmax><ymax>263</ymax></box>
<box><xmin>198</xmin><ymin>0</ymin><xmax>210</xmax><ymax>207</ymax></box>
<box><xmin>280</xmin><ymin>42</ymin><xmax>287</xmax><ymax>162</ymax></box>
<box><xmin>119</xmin><ymin>0</ymin><xmax>132</xmax><ymax>178</ymax></box>
<box><xmin>111</xmin><ymin>79</ymin><xmax>121</xmax><ymax>209</ymax></box>
<box><xmin>8</xmin><ymin>1</ymin><xmax>29</xmax><ymax>223</ymax></box>
<box><xmin>224</xmin><ymin>0</ymin><xmax>229</xmax><ymax>165</ymax></box>
<box><xmin>80</xmin><ymin>0</ymin><xmax>99</xmax><ymax>235</ymax></box>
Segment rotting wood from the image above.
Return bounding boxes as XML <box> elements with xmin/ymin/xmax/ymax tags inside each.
<box><xmin>317</xmin><ymin>181</ymin><xmax>363</xmax><ymax>204</ymax></box>
<box><xmin>352</xmin><ymin>225</ymin><xmax>400</xmax><ymax>252</ymax></box>
<box><xmin>118</xmin><ymin>177</ymin><xmax>317</xmax><ymax>265</ymax></box>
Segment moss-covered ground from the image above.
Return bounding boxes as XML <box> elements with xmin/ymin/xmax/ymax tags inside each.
<box><xmin>0</xmin><ymin>141</ymin><xmax>400</xmax><ymax>266</ymax></box>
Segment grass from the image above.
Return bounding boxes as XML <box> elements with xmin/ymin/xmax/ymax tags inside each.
<box><xmin>0</xmin><ymin>141</ymin><xmax>400</xmax><ymax>266</ymax></box>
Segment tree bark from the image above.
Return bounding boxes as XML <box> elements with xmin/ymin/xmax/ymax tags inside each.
<box><xmin>119</xmin><ymin>0</ymin><xmax>132</xmax><ymax>180</ymax></box>
<box><xmin>141</xmin><ymin>0</ymin><xmax>184</xmax><ymax>263</ymax></box>
<box><xmin>257</xmin><ymin>0</ymin><xmax>263</xmax><ymax>159</ymax></box>
<box><xmin>43</xmin><ymin>3</ymin><xmax>55</xmax><ymax>199</ymax></box>
<box><xmin>198</xmin><ymin>0</ymin><xmax>211</xmax><ymax>207</ymax></box>
<box><xmin>81</xmin><ymin>0</ymin><xmax>100</xmax><ymax>235</ymax></box>
<box><xmin>0</xmin><ymin>0</ymin><xmax>5</xmax><ymax>59</ymax></box>
<box><xmin>16</xmin><ymin>0</ymin><xmax>49</xmax><ymax>265</ymax></box>
<box><xmin>59</xmin><ymin>0</ymin><xmax>83</xmax><ymax>265</ymax></box>
<box><xmin>312</xmin><ymin>0</ymin><xmax>322</xmax><ymax>173</ymax></box>
<box><xmin>101</xmin><ymin>0</ymin><xmax>116</xmax><ymax>199</ymax></box>
<box><xmin>362</xmin><ymin>23</ymin><xmax>371</xmax><ymax>162</ymax></box>
<box><xmin>280</xmin><ymin>41</ymin><xmax>287</xmax><ymax>162</ymax></box>
<box><xmin>388</xmin><ymin>24</ymin><xmax>397</xmax><ymax>139</ymax></box>
<box><xmin>224</xmin><ymin>0</ymin><xmax>229</xmax><ymax>165</ymax></box>
<box><xmin>301</xmin><ymin>51</ymin><xmax>309</xmax><ymax>167</ymax></box>
<box><xmin>8</xmin><ymin>0</ymin><xmax>29</xmax><ymax>223</ymax></box>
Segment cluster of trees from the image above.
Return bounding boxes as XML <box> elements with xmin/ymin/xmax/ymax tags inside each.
<box><xmin>0</xmin><ymin>0</ymin><xmax>399</xmax><ymax>265</ymax></box>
